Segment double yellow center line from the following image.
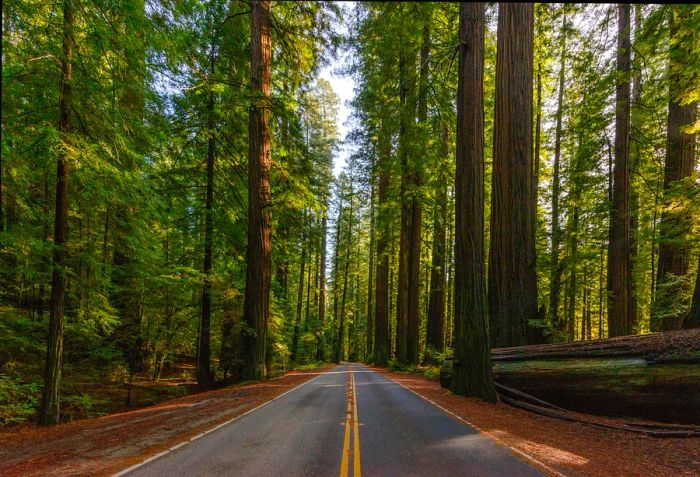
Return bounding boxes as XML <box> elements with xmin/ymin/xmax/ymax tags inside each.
<box><xmin>340</xmin><ymin>364</ymin><xmax>361</xmax><ymax>477</ymax></box>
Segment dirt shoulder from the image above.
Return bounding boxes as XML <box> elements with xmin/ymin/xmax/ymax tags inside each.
<box><xmin>0</xmin><ymin>366</ymin><xmax>334</xmax><ymax>477</ymax></box>
<box><xmin>375</xmin><ymin>366</ymin><xmax>700</xmax><ymax>477</ymax></box>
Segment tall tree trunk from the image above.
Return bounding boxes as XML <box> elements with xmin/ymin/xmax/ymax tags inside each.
<box><xmin>366</xmin><ymin>181</ymin><xmax>375</xmax><ymax>359</ymax></box>
<box><xmin>607</xmin><ymin>3</ymin><xmax>633</xmax><ymax>337</ymax></box>
<box><xmin>332</xmin><ymin>193</ymin><xmax>343</xmax><ymax>356</ymax></box>
<box><xmin>336</xmin><ymin>180</ymin><xmax>354</xmax><ymax>363</ymax></box>
<box><xmin>488</xmin><ymin>2</ymin><xmax>537</xmax><ymax>347</ymax></box>
<box><xmin>452</xmin><ymin>2</ymin><xmax>496</xmax><ymax>402</ymax></box>
<box><xmin>38</xmin><ymin>0</ymin><xmax>72</xmax><ymax>426</ymax></box>
<box><xmin>629</xmin><ymin>5</ymin><xmax>642</xmax><ymax>333</ymax></box>
<box><xmin>242</xmin><ymin>0</ymin><xmax>272</xmax><ymax>380</ymax></box>
<box><xmin>374</xmin><ymin>127</ymin><xmax>391</xmax><ymax>366</ymax></box>
<box><xmin>291</xmin><ymin>218</ymin><xmax>306</xmax><ymax>362</ymax></box>
<box><xmin>197</xmin><ymin>89</ymin><xmax>215</xmax><ymax>388</ymax></box>
<box><xmin>566</xmin><ymin>206</ymin><xmax>579</xmax><ymax>342</ymax></box>
<box><xmin>111</xmin><ymin>0</ymin><xmax>146</xmax><ymax>385</ymax></box>
<box><xmin>396</xmin><ymin>9</ymin><xmax>422</xmax><ymax>365</ymax></box>
<box><xmin>445</xmin><ymin>188</ymin><xmax>454</xmax><ymax>348</ymax></box>
<box><xmin>549</xmin><ymin>15</ymin><xmax>567</xmax><ymax>334</ymax></box>
<box><xmin>426</xmin><ymin>122</ymin><xmax>448</xmax><ymax>352</ymax></box>
<box><xmin>317</xmin><ymin>207</ymin><xmax>327</xmax><ymax>360</ymax></box>
<box><xmin>652</xmin><ymin>5</ymin><xmax>697</xmax><ymax>332</ymax></box>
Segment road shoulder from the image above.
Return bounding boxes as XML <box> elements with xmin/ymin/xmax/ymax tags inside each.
<box><xmin>0</xmin><ymin>366</ymin><xmax>335</xmax><ymax>477</ymax></box>
<box><xmin>373</xmin><ymin>366</ymin><xmax>700</xmax><ymax>477</ymax></box>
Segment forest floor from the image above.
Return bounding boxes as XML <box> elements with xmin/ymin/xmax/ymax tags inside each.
<box><xmin>376</xmin><ymin>366</ymin><xmax>700</xmax><ymax>477</ymax></box>
<box><xmin>0</xmin><ymin>365</ymin><xmax>333</xmax><ymax>477</ymax></box>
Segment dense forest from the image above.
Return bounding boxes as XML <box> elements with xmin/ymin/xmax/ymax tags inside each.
<box><xmin>1</xmin><ymin>2</ymin><xmax>698</xmax><ymax>426</ymax></box>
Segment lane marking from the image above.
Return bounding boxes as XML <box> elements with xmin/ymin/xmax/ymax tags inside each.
<box><xmin>352</xmin><ymin>369</ymin><xmax>361</xmax><ymax>477</ymax></box>
<box><xmin>373</xmin><ymin>366</ymin><xmax>567</xmax><ymax>477</ymax></box>
<box><xmin>340</xmin><ymin>365</ymin><xmax>352</xmax><ymax>477</ymax></box>
<box><xmin>340</xmin><ymin>364</ymin><xmax>361</xmax><ymax>477</ymax></box>
<box><xmin>112</xmin><ymin>369</ymin><xmax>330</xmax><ymax>477</ymax></box>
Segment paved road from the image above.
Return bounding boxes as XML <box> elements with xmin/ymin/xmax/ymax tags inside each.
<box><xmin>121</xmin><ymin>364</ymin><xmax>544</xmax><ymax>477</ymax></box>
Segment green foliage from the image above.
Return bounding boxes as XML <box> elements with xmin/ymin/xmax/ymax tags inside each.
<box><xmin>0</xmin><ymin>374</ymin><xmax>41</xmax><ymax>425</ymax></box>
<box><xmin>61</xmin><ymin>393</ymin><xmax>110</xmax><ymax>422</ymax></box>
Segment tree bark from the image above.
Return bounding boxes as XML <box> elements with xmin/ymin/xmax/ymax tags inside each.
<box><xmin>374</xmin><ymin>123</ymin><xmax>391</xmax><ymax>366</ymax></box>
<box><xmin>488</xmin><ymin>2</ymin><xmax>537</xmax><ymax>347</ymax></box>
<box><xmin>336</xmin><ymin>179</ymin><xmax>354</xmax><ymax>363</ymax></box>
<box><xmin>317</xmin><ymin>207</ymin><xmax>327</xmax><ymax>360</ymax></box>
<box><xmin>38</xmin><ymin>0</ymin><xmax>73</xmax><ymax>426</ymax></box>
<box><xmin>396</xmin><ymin>12</ymin><xmax>422</xmax><ymax>365</ymax></box>
<box><xmin>197</xmin><ymin>86</ymin><xmax>215</xmax><ymax>388</ymax></box>
<box><xmin>607</xmin><ymin>3</ymin><xmax>633</xmax><ymax>337</ymax></box>
<box><xmin>426</xmin><ymin>122</ymin><xmax>448</xmax><ymax>352</ymax></box>
<box><xmin>366</xmin><ymin>181</ymin><xmax>375</xmax><ymax>359</ymax></box>
<box><xmin>629</xmin><ymin>5</ymin><xmax>642</xmax><ymax>333</ymax></box>
<box><xmin>549</xmin><ymin>15</ymin><xmax>567</xmax><ymax>334</ymax></box>
<box><xmin>452</xmin><ymin>2</ymin><xmax>496</xmax><ymax>402</ymax></box>
<box><xmin>291</xmin><ymin>217</ymin><xmax>306</xmax><ymax>363</ymax></box>
<box><xmin>242</xmin><ymin>0</ymin><xmax>272</xmax><ymax>380</ymax></box>
<box><xmin>653</xmin><ymin>5</ymin><xmax>697</xmax><ymax>332</ymax></box>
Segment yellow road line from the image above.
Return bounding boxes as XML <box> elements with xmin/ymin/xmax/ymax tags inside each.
<box><xmin>340</xmin><ymin>364</ymin><xmax>361</xmax><ymax>477</ymax></box>
<box><xmin>352</xmin><ymin>368</ymin><xmax>361</xmax><ymax>477</ymax></box>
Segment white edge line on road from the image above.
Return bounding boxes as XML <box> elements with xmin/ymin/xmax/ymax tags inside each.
<box><xmin>111</xmin><ymin>369</ymin><xmax>330</xmax><ymax>477</ymax></box>
<box><xmin>378</xmin><ymin>369</ymin><xmax>568</xmax><ymax>477</ymax></box>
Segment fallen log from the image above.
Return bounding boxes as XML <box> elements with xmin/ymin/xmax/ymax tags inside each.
<box><xmin>492</xmin><ymin>329</ymin><xmax>700</xmax><ymax>363</ymax></box>
<box><xmin>440</xmin><ymin>330</ymin><xmax>700</xmax><ymax>425</ymax></box>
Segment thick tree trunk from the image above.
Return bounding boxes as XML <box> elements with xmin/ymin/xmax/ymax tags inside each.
<box><xmin>566</xmin><ymin>206</ymin><xmax>579</xmax><ymax>342</ymax></box>
<box><xmin>242</xmin><ymin>0</ymin><xmax>272</xmax><ymax>380</ymax></box>
<box><xmin>336</xmin><ymin>181</ymin><xmax>354</xmax><ymax>363</ymax></box>
<box><xmin>332</xmin><ymin>194</ymin><xmax>343</xmax><ymax>361</ymax></box>
<box><xmin>291</xmin><ymin>220</ymin><xmax>306</xmax><ymax>363</ymax></box>
<box><xmin>396</xmin><ymin>20</ymin><xmax>421</xmax><ymax>366</ymax></box>
<box><xmin>488</xmin><ymin>2</ymin><xmax>537</xmax><ymax>347</ymax></box>
<box><xmin>366</xmin><ymin>182</ymin><xmax>375</xmax><ymax>359</ymax></box>
<box><xmin>549</xmin><ymin>15</ymin><xmax>566</xmax><ymax>334</ymax></box>
<box><xmin>374</xmin><ymin>127</ymin><xmax>391</xmax><ymax>366</ymax></box>
<box><xmin>38</xmin><ymin>0</ymin><xmax>73</xmax><ymax>426</ymax></box>
<box><xmin>197</xmin><ymin>90</ymin><xmax>215</xmax><ymax>388</ymax></box>
<box><xmin>653</xmin><ymin>5</ymin><xmax>697</xmax><ymax>332</ymax></box>
<box><xmin>629</xmin><ymin>5</ymin><xmax>642</xmax><ymax>333</ymax></box>
<box><xmin>452</xmin><ymin>2</ymin><xmax>496</xmax><ymax>402</ymax></box>
<box><xmin>607</xmin><ymin>4</ymin><xmax>633</xmax><ymax>337</ymax></box>
<box><xmin>426</xmin><ymin>123</ymin><xmax>448</xmax><ymax>352</ymax></box>
<box><xmin>317</xmin><ymin>209</ymin><xmax>327</xmax><ymax>360</ymax></box>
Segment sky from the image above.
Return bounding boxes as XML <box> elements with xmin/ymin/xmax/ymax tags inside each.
<box><xmin>319</xmin><ymin>2</ymin><xmax>357</xmax><ymax>178</ymax></box>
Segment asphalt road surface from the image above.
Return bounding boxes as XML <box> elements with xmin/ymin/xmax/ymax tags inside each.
<box><xmin>120</xmin><ymin>363</ymin><xmax>544</xmax><ymax>477</ymax></box>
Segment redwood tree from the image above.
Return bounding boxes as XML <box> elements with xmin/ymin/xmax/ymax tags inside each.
<box><xmin>426</xmin><ymin>122</ymin><xmax>448</xmax><ymax>353</ymax></box>
<box><xmin>652</xmin><ymin>5</ymin><xmax>698</xmax><ymax>331</ymax></box>
<box><xmin>373</xmin><ymin>121</ymin><xmax>391</xmax><ymax>366</ymax></box>
<box><xmin>452</xmin><ymin>2</ymin><xmax>495</xmax><ymax>402</ymax></box>
<box><xmin>488</xmin><ymin>2</ymin><xmax>538</xmax><ymax>347</ymax></box>
<box><xmin>242</xmin><ymin>0</ymin><xmax>272</xmax><ymax>380</ymax></box>
<box><xmin>607</xmin><ymin>3</ymin><xmax>633</xmax><ymax>337</ymax></box>
<box><xmin>38</xmin><ymin>0</ymin><xmax>73</xmax><ymax>426</ymax></box>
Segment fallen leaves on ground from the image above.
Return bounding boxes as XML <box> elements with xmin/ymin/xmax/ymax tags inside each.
<box><xmin>0</xmin><ymin>366</ymin><xmax>333</xmax><ymax>477</ymax></box>
<box><xmin>377</xmin><ymin>366</ymin><xmax>700</xmax><ymax>477</ymax></box>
